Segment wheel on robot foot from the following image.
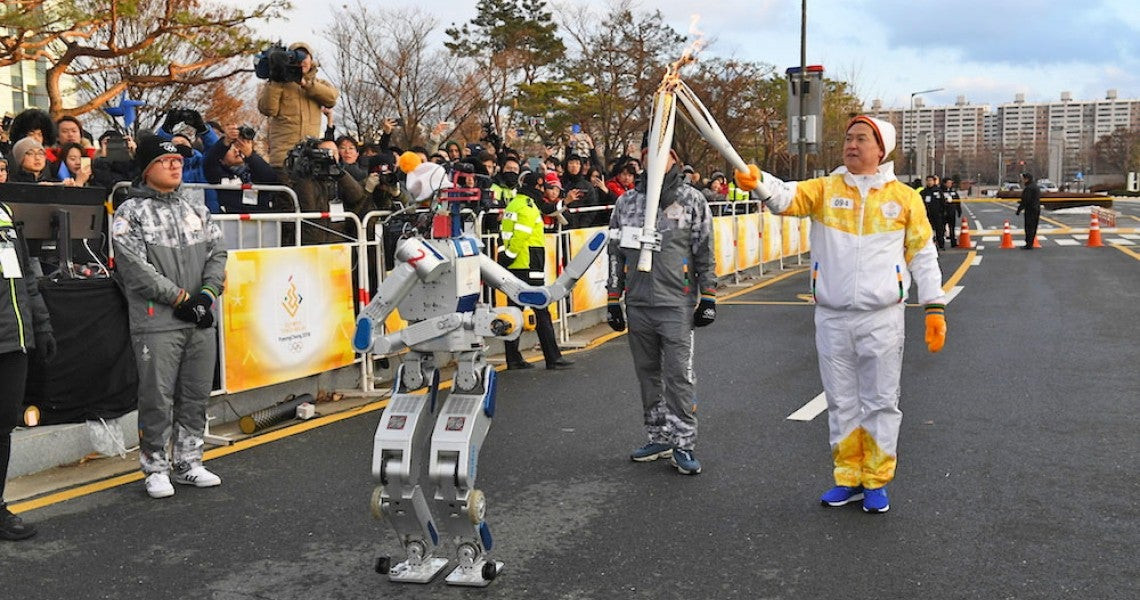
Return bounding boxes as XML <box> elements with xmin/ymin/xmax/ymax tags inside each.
<box><xmin>369</xmin><ymin>485</ymin><xmax>385</xmax><ymax>520</ymax></box>
<box><xmin>481</xmin><ymin>561</ymin><xmax>498</xmax><ymax>581</ymax></box>
<box><xmin>375</xmin><ymin>556</ymin><xmax>391</xmax><ymax>575</ymax></box>
<box><xmin>466</xmin><ymin>489</ymin><xmax>486</xmax><ymax>524</ymax></box>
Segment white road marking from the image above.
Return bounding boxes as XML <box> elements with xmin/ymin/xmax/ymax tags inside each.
<box><xmin>1122</xmin><ymin>234</ymin><xmax>1140</xmax><ymax>240</ymax></box>
<box><xmin>1054</xmin><ymin>239</ymin><xmax>1080</xmax><ymax>246</ymax></box>
<box><xmin>975</xmin><ymin>244</ymin><xmax>986</xmax><ymax>250</ymax></box>
<box><xmin>971</xmin><ymin>255</ymin><xmax>983</xmax><ymax>265</ymax></box>
<box><xmin>1108</xmin><ymin>238</ymin><xmax>1135</xmax><ymax>245</ymax></box>
<box><xmin>787</xmin><ymin>392</ymin><xmax>827</xmax><ymax>421</ymax></box>
<box><xmin>982</xmin><ymin>236</ymin><xmax>999</xmax><ymax>242</ymax></box>
<box><xmin>945</xmin><ymin>286</ymin><xmax>963</xmax><ymax>304</ymax></box>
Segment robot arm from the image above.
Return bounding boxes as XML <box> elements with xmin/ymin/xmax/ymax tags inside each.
<box><xmin>353</xmin><ymin>262</ymin><xmax>420</xmax><ymax>353</ymax></box>
<box><xmin>477</xmin><ymin>230</ymin><xmax>607</xmax><ymax>308</ymax></box>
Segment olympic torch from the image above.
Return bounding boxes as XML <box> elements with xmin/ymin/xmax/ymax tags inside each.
<box><xmin>675</xmin><ymin>81</ymin><xmax>749</xmax><ymax>174</ymax></box>
<box><xmin>638</xmin><ymin>86</ymin><xmax>678</xmax><ymax>272</ymax></box>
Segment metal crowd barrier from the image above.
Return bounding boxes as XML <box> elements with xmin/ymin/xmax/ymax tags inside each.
<box><xmin>102</xmin><ymin>180</ymin><xmax>812</xmax><ymax>401</ymax></box>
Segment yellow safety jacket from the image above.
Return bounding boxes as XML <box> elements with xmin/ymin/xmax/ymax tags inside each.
<box><xmin>500</xmin><ymin>194</ymin><xmax>546</xmax><ymax>281</ymax></box>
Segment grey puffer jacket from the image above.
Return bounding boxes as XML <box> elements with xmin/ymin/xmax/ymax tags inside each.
<box><xmin>606</xmin><ymin>166</ymin><xmax>715</xmax><ymax>308</ymax></box>
<box><xmin>0</xmin><ymin>202</ymin><xmax>52</xmax><ymax>354</ymax></box>
<box><xmin>111</xmin><ymin>184</ymin><xmax>227</xmax><ymax>332</ymax></box>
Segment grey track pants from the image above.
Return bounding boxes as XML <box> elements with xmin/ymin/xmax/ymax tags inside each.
<box><xmin>132</xmin><ymin>327</ymin><xmax>216</xmax><ymax>474</ymax></box>
<box><xmin>625</xmin><ymin>304</ymin><xmax>698</xmax><ymax>450</ymax></box>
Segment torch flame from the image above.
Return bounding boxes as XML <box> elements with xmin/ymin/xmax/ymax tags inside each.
<box><xmin>659</xmin><ymin>14</ymin><xmax>706</xmax><ymax>92</ymax></box>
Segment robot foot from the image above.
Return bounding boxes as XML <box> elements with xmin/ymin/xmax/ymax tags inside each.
<box><xmin>445</xmin><ymin>559</ymin><xmax>503</xmax><ymax>587</ymax></box>
<box><xmin>375</xmin><ymin>555</ymin><xmax>450</xmax><ymax>584</ymax></box>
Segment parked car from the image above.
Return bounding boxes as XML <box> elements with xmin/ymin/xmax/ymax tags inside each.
<box><xmin>1038</xmin><ymin>179</ymin><xmax>1059</xmax><ymax>192</ymax></box>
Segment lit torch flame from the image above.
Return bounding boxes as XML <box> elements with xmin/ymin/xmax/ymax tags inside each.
<box><xmin>659</xmin><ymin>14</ymin><xmax>705</xmax><ymax>92</ymax></box>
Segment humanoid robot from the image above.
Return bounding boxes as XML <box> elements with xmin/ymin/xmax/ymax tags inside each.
<box><xmin>353</xmin><ymin>162</ymin><xmax>606</xmax><ymax>586</ymax></box>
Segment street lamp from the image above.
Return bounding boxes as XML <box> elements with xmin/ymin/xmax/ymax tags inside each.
<box><xmin>909</xmin><ymin>87</ymin><xmax>944</xmax><ymax>177</ymax></box>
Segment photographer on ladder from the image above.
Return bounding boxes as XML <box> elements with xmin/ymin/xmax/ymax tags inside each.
<box><xmin>256</xmin><ymin>42</ymin><xmax>339</xmax><ymax>170</ymax></box>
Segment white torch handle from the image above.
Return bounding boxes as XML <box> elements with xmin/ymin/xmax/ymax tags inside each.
<box><xmin>638</xmin><ymin>88</ymin><xmax>678</xmax><ymax>272</ymax></box>
<box><xmin>676</xmin><ymin>81</ymin><xmax>749</xmax><ymax>174</ymax></box>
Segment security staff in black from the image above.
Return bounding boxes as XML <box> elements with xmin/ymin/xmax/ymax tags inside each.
<box><xmin>0</xmin><ymin>202</ymin><xmax>56</xmax><ymax>540</ymax></box>
<box><xmin>942</xmin><ymin>177</ymin><xmax>962</xmax><ymax>247</ymax></box>
<box><xmin>920</xmin><ymin>175</ymin><xmax>947</xmax><ymax>249</ymax></box>
<box><xmin>499</xmin><ymin>173</ymin><xmax>572</xmax><ymax>370</ymax></box>
<box><xmin>1017</xmin><ymin>172</ymin><xmax>1041</xmax><ymax>249</ymax></box>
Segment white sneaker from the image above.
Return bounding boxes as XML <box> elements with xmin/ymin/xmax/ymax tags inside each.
<box><xmin>173</xmin><ymin>466</ymin><xmax>221</xmax><ymax>488</ymax></box>
<box><xmin>145</xmin><ymin>472</ymin><xmax>175</xmax><ymax>499</ymax></box>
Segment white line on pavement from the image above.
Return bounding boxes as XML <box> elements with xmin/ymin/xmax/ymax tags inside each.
<box><xmin>787</xmin><ymin>392</ymin><xmax>827</xmax><ymax>421</ymax></box>
<box><xmin>945</xmin><ymin>285</ymin><xmax>963</xmax><ymax>304</ymax></box>
<box><xmin>971</xmin><ymin>255</ymin><xmax>983</xmax><ymax>265</ymax></box>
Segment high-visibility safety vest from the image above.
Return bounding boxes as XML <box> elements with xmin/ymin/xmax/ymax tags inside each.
<box><xmin>490</xmin><ymin>184</ymin><xmax>517</xmax><ymax>207</ymax></box>
<box><xmin>499</xmin><ymin>194</ymin><xmax>546</xmax><ymax>278</ymax></box>
<box><xmin>726</xmin><ymin>182</ymin><xmax>750</xmax><ymax>202</ymax></box>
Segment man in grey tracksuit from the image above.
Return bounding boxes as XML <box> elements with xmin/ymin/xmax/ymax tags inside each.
<box><xmin>606</xmin><ymin>153</ymin><xmax>716</xmax><ymax>475</ymax></box>
<box><xmin>112</xmin><ymin>135</ymin><xmax>227</xmax><ymax>499</ymax></box>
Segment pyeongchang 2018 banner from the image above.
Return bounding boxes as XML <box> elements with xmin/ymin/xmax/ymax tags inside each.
<box><xmin>222</xmin><ymin>245</ymin><xmax>357</xmax><ymax>393</ymax></box>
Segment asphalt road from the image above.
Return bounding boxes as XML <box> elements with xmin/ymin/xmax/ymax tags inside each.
<box><xmin>2</xmin><ymin>201</ymin><xmax>1137</xmax><ymax>600</ymax></box>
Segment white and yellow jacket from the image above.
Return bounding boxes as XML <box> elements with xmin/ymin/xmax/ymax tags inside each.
<box><xmin>762</xmin><ymin>163</ymin><xmax>945</xmax><ymax>310</ymax></box>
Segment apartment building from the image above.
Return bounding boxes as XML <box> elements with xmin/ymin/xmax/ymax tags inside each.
<box><xmin>867</xmin><ymin>90</ymin><xmax>1140</xmax><ymax>184</ymax></box>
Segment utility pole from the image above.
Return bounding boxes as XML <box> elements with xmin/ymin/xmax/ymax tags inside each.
<box><xmin>797</xmin><ymin>0</ymin><xmax>807</xmax><ymax>180</ymax></box>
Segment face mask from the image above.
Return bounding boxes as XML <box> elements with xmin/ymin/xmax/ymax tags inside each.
<box><xmin>501</xmin><ymin>172</ymin><xmax>519</xmax><ymax>188</ymax></box>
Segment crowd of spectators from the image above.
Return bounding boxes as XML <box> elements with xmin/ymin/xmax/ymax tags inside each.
<box><xmin>0</xmin><ymin>42</ymin><xmax>758</xmax><ymax>251</ymax></box>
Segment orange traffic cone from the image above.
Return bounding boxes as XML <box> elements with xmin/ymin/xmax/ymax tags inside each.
<box><xmin>1000</xmin><ymin>220</ymin><xmax>1015</xmax><ymax>249</ymax></box>
<box><xmin>1032</xmin><ymin>234</ymin><xmax>1042</xmax><ymax>248</ymax></box>
<box><xmin>957</xmin><ymin>216</ymin><xmax>973</xmax><ymax>249</ymax></box>
<box><xmin>1087</xmin><ymin>212</ymin><xmax>1104</xmax><ymax>247</ymax></box>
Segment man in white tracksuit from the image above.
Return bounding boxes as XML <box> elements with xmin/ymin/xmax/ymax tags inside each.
<box><xmin>734</xmin><ymin>116</ymin><xmax>947</xmax><ymax>513</ymax></box>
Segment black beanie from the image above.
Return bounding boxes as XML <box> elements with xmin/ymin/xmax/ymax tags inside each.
<box><xmin>135</xmin><ymin>134</ymin><xmax>181</xmax><ymax>172</ymax></box>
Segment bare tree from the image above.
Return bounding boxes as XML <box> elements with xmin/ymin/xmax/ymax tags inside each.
<box><xmin>0</xmin><ymin>0</ymin><xmax>286</xmax><ymax>118</ymax></box>
<box><xmin>326</xmin><ymin>3</ymin><xmax>483</xmax><ymax>149</ymax></box>
<box><xmin>556</xmin><ymin>0</ymin><xmax>684</xmax><ymax>162</ymax></box>
<box><xmin>1093</xmin><ymin>126</ymin><xmax>1140</xmax><ymax>178</ymax></box>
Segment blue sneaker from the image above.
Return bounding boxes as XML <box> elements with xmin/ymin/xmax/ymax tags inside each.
<box><xmin>862</xmin><ymin>487</ymin><xmax>889</xmax><ymax>513</ymax></box>
<box><xmin>820</xmin><ymin>485</ymin><xmax>864</xmax><ymax>507</ymax></box>
<box><xmin>630</xmin><ymin>442</ymin><xmax>673</xmax><ymax>462</ymax></box>
<box><xmin>670</xmin><ymin>448</ymin><xmax>702</xmax><ymax>475</ymax></box>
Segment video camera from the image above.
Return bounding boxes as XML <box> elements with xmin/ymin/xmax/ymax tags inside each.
<box><xmin>237</xmin><ymin>125</ymin><xmax>257</xmax><ymax>141</ymax></box>
<box><xmin>254</xmin><ymin>42</ymin><xmax>305</xmax><ymax>84</ymax></box>
<box><xmin>285</xmin><ymin>138</ymin><xmax>342</xmax><ymax>180</ymax></box>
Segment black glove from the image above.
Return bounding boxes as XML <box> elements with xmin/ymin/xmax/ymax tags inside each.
<box><xmin>173</xmin><ymin>292</ymin><xmax>216</xmax><ymax>328</ymax></box>
<box><xmin>693</xmin><ymin>298</ymin><xmax>716</xmax><ymax>328</ymax></box>
<box><xmin>184</xmin><ymin>109</ymin><xmax>206</xmax><ymax>134</ymax></box>
<box><xmin>161</xmin><ymin>109</ymin><xmax>181</xmax><ymax>134</ymax></box>
<box><xmin>36</xmin><ymin>331</ymin><xmax>57</xmax><ymax>362</ymax></box>
<box><xmin>606</xmin><ymin>302</ymin><xmax>626</xmax><ymax>332</ymax></box>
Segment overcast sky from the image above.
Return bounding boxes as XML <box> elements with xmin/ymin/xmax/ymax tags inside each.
<box><xmin>253</xmin><ymin>0</ymin><xmax>1140</xmax><ymax>109</ymax></box>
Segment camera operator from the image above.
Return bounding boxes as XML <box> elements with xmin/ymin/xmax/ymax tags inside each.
<box><xmin>257</xmin><ymin>42</ymin><xmax>339</xmax><ymax>168</ymax></box>
<box><xmin>361</xmin><ymin>153</ymin><xmax>412</xmax><ymax>212</ymax></box>
<box><xmin>288</xmin><ymin>138</ymin><xmax>366</xmax><ymax>244</ymax></box>
<box><xmin>203</xmin><ymin>125</ymin><xmax>281</xmax><ymax>213</ymax></box>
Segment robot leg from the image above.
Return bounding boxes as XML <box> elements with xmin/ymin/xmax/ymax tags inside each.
<box><xmin>369</xmin><ymin>356</ymin><xmax>449</xmax><ymax>583</ymax></box>
<box><xmin>428</xmin><ymin>358</ymin><xmax>503</xmax><ymax>586</ymax></box>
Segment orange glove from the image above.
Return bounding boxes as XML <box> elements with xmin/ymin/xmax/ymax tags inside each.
<box><xmin>924</xmin><ymin>304</ymin><xmax>946</xmax><ymax>353</ymax></box>
<box><xmin>733</xmin><ymin>164</ymin><xmax>760</xmax><ymax>192</ymax></box>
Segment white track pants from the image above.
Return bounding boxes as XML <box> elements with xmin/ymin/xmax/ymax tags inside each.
<box><xmin>814</xmin><ymin>304</ymin><xmax>904</xmax><ymax>489</ymax></box>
